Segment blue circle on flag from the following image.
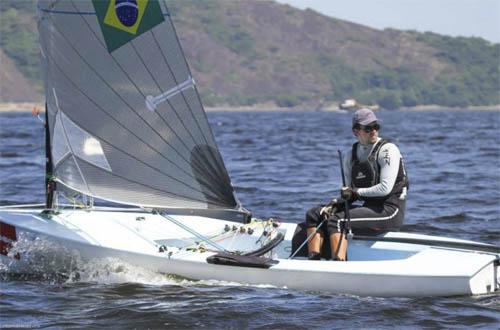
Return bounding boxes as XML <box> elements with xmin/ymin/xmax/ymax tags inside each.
<box><xmin>115</xmin><ymin>0</ymin><xmax>139</xmax><ymax>27</ymax></box>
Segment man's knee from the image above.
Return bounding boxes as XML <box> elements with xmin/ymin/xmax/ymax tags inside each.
<box><xmin>326</xmin><ymin>214</ymin><xmax>346</xmax><ymax>236</ymax></box>
<box><xmin>305</xmin><ymin>206</ymin><xmax>322</xmax><ymax>228</ymax></box>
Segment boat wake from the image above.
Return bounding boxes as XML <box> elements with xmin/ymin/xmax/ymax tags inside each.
<box><xmin>0</xmin><ymin>235</ymin><xmax>179</xmax><ymax>285</ymax></box>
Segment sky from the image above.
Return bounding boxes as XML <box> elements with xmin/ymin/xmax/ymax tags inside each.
<box><xmin>275</xmin><ymin>0</ymin><xmax>500</xmax><ymax>43</ymax></box>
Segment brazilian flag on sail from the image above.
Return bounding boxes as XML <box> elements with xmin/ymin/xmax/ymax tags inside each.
<box><xmin>92</xmin><ymin>0</ymin><xmax>165</xmax><ymax>53</ymax></box>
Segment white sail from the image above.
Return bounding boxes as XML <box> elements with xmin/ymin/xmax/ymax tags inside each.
<box><xmin>37</xmin><ymin>0</ymin><xmax>238</xmax><ymax>210</ymax></box>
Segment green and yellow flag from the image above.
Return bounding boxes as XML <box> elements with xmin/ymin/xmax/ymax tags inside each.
<box><xmin>92</xmin><ymin>0</ymin><xmax>165</xmax><ymax>53</ymax></box>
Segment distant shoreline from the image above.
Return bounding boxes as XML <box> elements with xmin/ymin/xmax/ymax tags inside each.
<box><xmin>1</xmin><ymin>101</ymin><xmax>499</xmax><ymax>113</ymax></box>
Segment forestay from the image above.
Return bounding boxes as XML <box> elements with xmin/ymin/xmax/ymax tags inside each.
<box><xmin>37</xmin><ymin>0</ymin><xmax>239</xmax><ymax>210</ymax></box>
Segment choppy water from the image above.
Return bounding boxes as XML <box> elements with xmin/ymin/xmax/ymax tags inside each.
<box><xmin>1</xmin><ymin>110</ymin><xmax>499</xmax><ymax>329</ymax></box>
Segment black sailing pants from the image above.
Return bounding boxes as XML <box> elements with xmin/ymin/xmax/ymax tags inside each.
<box><xmin>305</xmin><ymin>198</ymin><xmax>405</xmax><ymax>236</ymax></box>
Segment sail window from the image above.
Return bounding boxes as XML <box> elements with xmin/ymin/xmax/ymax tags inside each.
<box><xmin>83</xmin><ymin>137</ymin><xmax>105</xmax><ymax>156</ymax></box>
<box><xmin>60</xmin><ymin>112</ymin><xmax>112</xmax><ymax>172</ymax></box>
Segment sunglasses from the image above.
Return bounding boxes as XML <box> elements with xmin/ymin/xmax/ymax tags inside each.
<box><xmin>358</xmin><ymin>123</ymin><xmax>380</xmax><ymax>133</ymax></box>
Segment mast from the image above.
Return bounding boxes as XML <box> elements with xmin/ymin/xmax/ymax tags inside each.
<box><xmin>44</xmin><ymin>102</ymin><xmax>55</xmax><ymax>209</ymax></box>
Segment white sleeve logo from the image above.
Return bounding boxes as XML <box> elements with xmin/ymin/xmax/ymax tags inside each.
<box><xmin>382</xmin><ymin>148</ymin><xmax>390</xmax><ymax>166</ymax></box>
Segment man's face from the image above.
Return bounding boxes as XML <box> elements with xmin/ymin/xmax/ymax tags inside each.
<box><xmin>353</xmin><ymin>122</ymin><xmax>380</xmax><ymax>145</ymax></box>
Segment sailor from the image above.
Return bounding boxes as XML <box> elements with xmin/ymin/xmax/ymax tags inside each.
<box><xmin>305</xmin><ymin>108</ymin><xmax>409</xmax><ymax>261</ymax></box>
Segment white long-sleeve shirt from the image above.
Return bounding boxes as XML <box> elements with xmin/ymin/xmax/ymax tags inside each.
<box><xmin>342</xmin><ymin>137</ymin><xmax>402</xmax><ymax>198</ymax></box>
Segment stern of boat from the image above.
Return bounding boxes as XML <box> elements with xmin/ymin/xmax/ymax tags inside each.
<box><xmin>469</xmin><ymin>257</ymin><xmax>500</xmax><ymax>295</ymax></box>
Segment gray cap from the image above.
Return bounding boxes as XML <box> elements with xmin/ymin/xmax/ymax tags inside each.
<box><xmin>352</xmin><ymin>108</ymin><xmax>378</xmax><ymax>126</ymax></box>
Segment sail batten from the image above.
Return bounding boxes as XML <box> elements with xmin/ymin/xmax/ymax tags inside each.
<box><xmin>38</xmin><ymin>0</ymin><xmax>239</xmax><ymax>210</ymax></box>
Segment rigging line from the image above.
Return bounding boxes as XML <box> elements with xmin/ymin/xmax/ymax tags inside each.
<box><xmin>160</xmin><ymin>9</ymin><xmax>234</xmax><ymax>183</ymax></box>
<box><xmin>158</xmin><ymin>211</ymin><xmax>228</xmax><ymax>252</ymax></box>
<box><xmin>49</xmin><ymin>62</ymin><xmax>215</xmax><ymax>198</ymax></box>
<box><xmin>53</xmin><ymin>3</ymin><xmax>195</xmax><ymax>167</ymax></box>
<box><xmin>62</xmin><ymin>157</ymin><xmax>223</xmax><ymax>207</ymax></box>
<box><xmin>41</xmin><ymin>14</ymin><xmax>199</xmax><ymax>184</ymax></box>
<box><xmin>171</xmin><ymin>225</ymin><xmax>247</xmax><ymax>258</ymax></box>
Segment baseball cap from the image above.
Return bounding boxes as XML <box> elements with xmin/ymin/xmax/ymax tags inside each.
<box><xmin>352</xmin><ymin>108</ymin><xmax>378</xmax><ymax>127</ymax></box>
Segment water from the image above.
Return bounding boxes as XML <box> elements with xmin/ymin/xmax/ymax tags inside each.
<box><xmin>1</xmin><ymin>110</ymin><xmax>499</xmax><ymax>329</ymax></box>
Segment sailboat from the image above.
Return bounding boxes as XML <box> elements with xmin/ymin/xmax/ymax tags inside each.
<box><xmin>1</xmin><ymin>0</ymin><xmax>498</xmax><ymax>297</ymax></box>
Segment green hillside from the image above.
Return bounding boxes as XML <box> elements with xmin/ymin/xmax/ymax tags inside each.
<box><xmin>0</xmin><ymin>0</ymin><xmax>40</xmax><ymax>91</ymax></box>
<box><xmin>1</xmin><ymin>0</ymin><xmax>498</xmax><ymax>108</ymax></box>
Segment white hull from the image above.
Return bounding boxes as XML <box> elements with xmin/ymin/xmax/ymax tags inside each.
<box><xmin>1</xmin><ymin>207</ymin><xmax>498</xmax><ymax>297</ymax></box>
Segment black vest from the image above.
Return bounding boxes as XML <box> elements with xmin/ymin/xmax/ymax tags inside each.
<box><xmin>351</xmin><ymin>139</ymin><xmax>409</xmax><ymax>203</ymax></box>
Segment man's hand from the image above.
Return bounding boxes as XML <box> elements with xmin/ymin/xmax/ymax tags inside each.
<box><xmin>320</xmin><ymin>199</ymin><xmax>338</xmax><ymax>218</ymax></box>
<box><xmin>341</xmin><ymin>187</ymin><xmax>358</xmax><ymax>202</ymax></box>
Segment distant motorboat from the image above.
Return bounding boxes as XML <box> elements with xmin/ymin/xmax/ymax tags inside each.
<box><xmin>340</xmin><ymin>98</ymin><xmax>380</xmax><ymax>111</ymax></box>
